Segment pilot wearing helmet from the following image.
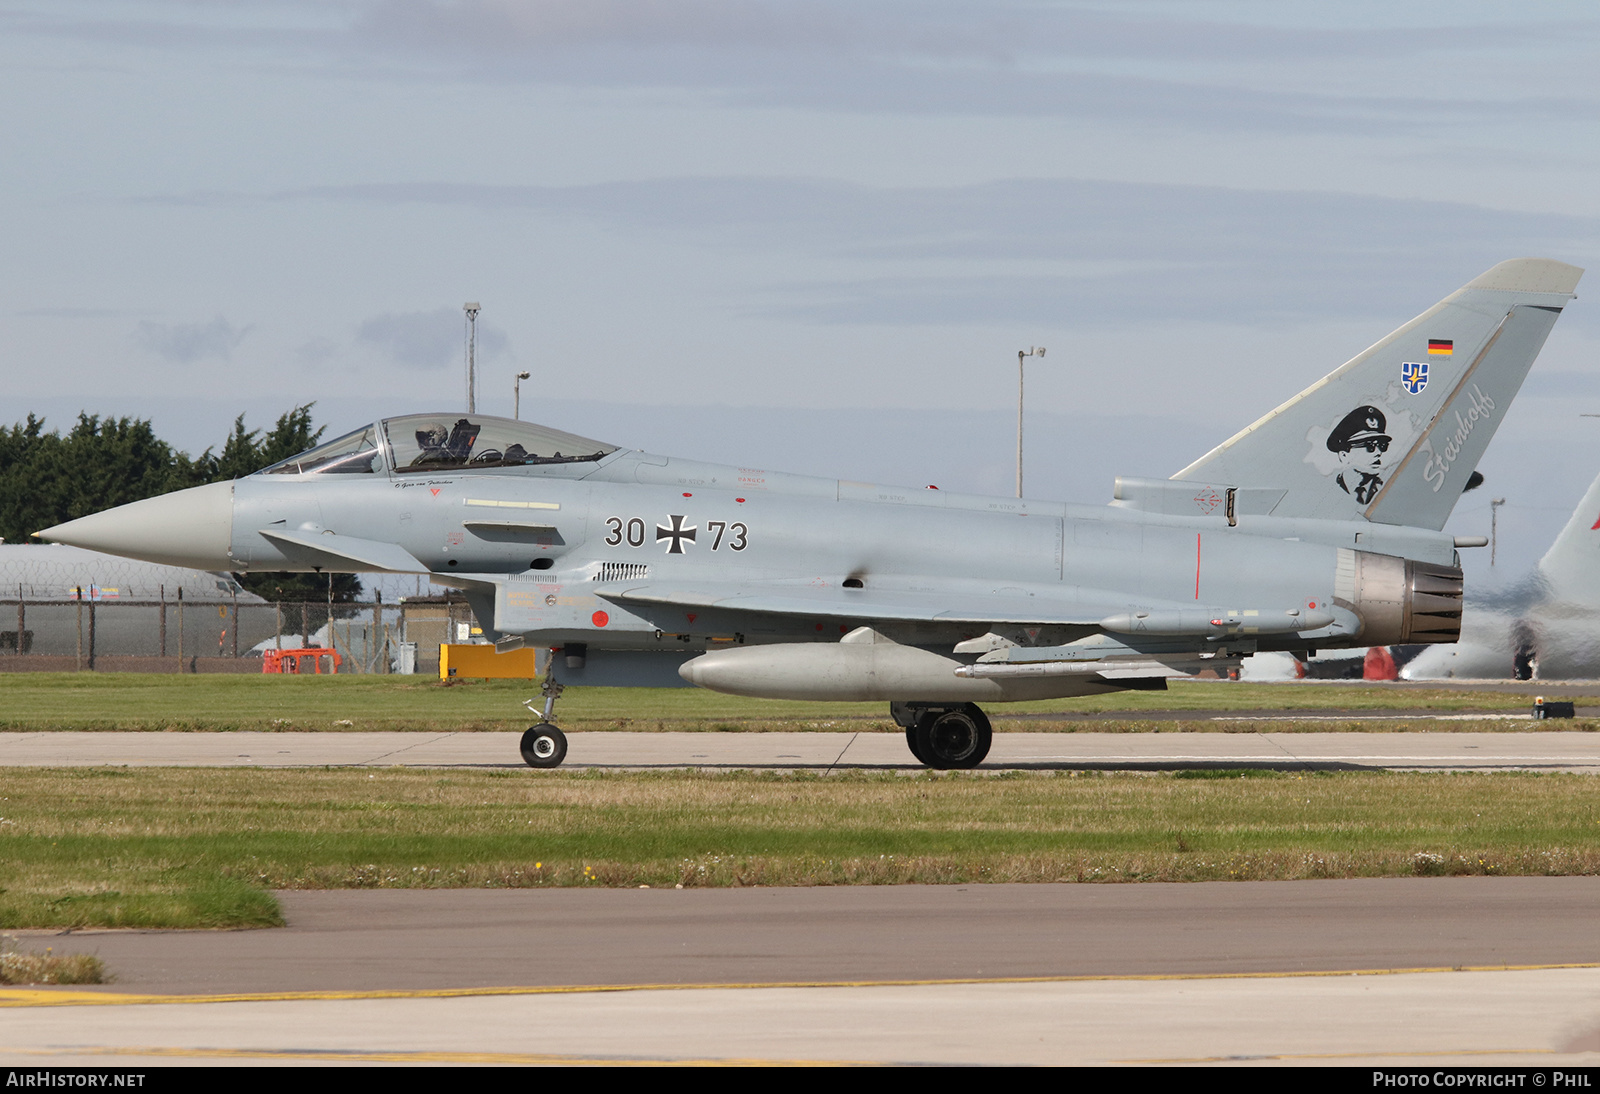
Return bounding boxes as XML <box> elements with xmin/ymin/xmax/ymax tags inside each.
<box><xmin>1327</xmin><ymin>405</ymin><xmax>1391</xmax><ymax>504</ymax></box>
<box><xmin>409</xmin><ymin>422</ymin><xmax>451</xmax><ymax>466</ymax></box>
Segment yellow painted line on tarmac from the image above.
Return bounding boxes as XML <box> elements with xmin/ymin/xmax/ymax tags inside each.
<box><xmin>1129</xmin><ymin>1047</ymin><xmax>1558</xmax><ymax>1064</ymax></box>
<box><xmin>5</xmin><ymin>961</ymin><xmax>1600</xmax><ymax>1008</ymax></box>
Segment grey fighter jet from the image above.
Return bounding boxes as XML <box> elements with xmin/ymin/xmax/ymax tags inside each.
<box><xmin>1404</xmin><ymin>463</ymin><xmax>1600</xmax><ymax>680</ymax></box>
<box><xmin>39</xmin><ymin>259</ymin><xmax>1583</xmax><ymax>768</ymax></box>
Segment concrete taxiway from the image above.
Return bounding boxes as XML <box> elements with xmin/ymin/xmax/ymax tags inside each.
<box><xmin>4</xmin><ymin>968</ymin><xmax>1600</xmax><ymax>1067</ymax></box>
<box><xmin>6</xmin><ymin>880</ymin><xmax>1600</xmax><ymax>1066</ymax></box>
<box><xmin>3</xmin><ymin>728</ymin><xmax>1600</xmax><ymax>771</ymax></box>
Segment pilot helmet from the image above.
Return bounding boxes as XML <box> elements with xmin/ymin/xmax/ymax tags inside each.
<box><xmin>1326</xmin><ymin>406</ymin><xmax>1391</xmax><ymax>452</ymax></box>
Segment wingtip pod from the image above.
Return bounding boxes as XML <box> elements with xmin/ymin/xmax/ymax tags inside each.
<box><xmin>1464</xmin><ymin>257</ymin><xmax>1583</xmax><ymax>297</ymax></box>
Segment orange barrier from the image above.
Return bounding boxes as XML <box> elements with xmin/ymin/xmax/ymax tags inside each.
<box><xmin>262</xmin><ymin>647</ymin><xmax>342</xmax><ymax>674</ymax></box>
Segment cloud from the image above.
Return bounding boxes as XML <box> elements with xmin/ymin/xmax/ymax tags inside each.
<box><xmin>15</xmin><ymin>3</ymin><xmax>1594</xmax><ymax>132</ymax></box>
<box><xmin>348</xmin><ymin>1</ymin><xmax>1574</xmax><ymax>67</ymax></box>
<box><xmin>271</xmin><ymin>176</ymin><xmax>1600</xmax><ymax>325</ymax></box>
<box><xmin>16</xmin><ymin>307</ymin><xmax>122</xmax><ymax>318</ymax></box>
<box><xmin>341</xmin><ymin>3</ymin><xmax>1588</xmax><ymax>133</ymax></box>
<box><xmin>354</xmin><ymin>0</ymin><xmax>868</xmax><ymax>55</ymax></box>
<box><xmin>295</xmin><ymin>336</ymin><xmax>342</xmax><ymax>365</ymax></box>
<box><xmin>132</xmin><ymin>316</ymin><xmax>251</xmax><ymax>363</ymax></box>
<box><xmin>356</xmin><ymin>306</ymin><xmax>509</xmax><ymax>368</ymax></box>
<box><xmin>283</xmin><ymin>175</ymin><xmax>1599</xmax><ymax>258</ymax></box>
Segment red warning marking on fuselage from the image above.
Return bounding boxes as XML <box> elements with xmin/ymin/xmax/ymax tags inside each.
<box><xmin>1591</xmin><ymin>512</ymin><xmax>1600</xmax><ymax>530</ymax></box>
<box><xmin>686</xmin><ymin>613</ymin><xmax>698</xmax><ymax>624</ymax></box>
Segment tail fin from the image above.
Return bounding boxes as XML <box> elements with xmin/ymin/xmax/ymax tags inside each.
<box><xmin>1175</xmin><ymin>258</ymin><xmax>1582</xmax><ymax>530</ymax></box>
<box><xmin>1535</xmin><ymin>467</ymin><xmax>1600</xmax><ymax>605</ymax></box>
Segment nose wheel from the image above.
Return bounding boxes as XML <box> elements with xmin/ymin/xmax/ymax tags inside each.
<box><xmin>520</xmin><ymin>723</ymin><xmax>568</xmax><ymax>768</ymax></box>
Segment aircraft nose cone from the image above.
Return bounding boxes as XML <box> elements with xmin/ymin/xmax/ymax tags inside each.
<box><xmin>36</xmin><ymin>481</ymin><xmax>235</xmax><ymax>570</ymax></box>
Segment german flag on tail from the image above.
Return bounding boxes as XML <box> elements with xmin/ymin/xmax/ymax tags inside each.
<box><xmin>1428</xmin><ymin>338</ymin><xmax>1453</xmax><ymax>355</ymax></box>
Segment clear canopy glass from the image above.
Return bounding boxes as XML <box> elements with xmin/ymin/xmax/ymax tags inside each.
<box><xmin>258</xmin><ymin>425</ymin><xmax>381</xmax><ymax>475</ymax></box>
<box><xmin>382</xmin><ymin>414</ymin><xmax>617</xmax><ymax>472</ymax></box>
<box><xmin>255</xmin><ymin>415</ymin><xmax>618</xmax><ymax>477</ymax></box>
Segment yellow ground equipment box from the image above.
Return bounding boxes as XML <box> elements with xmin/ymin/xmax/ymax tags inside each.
<box><xmin>439</xmin><ymin>643</ymin><xmax>542</xmax><ymax>680</ymax></box>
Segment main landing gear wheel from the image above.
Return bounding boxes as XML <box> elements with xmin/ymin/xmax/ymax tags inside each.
<box><xmin>520</xmin><ymin>723</ymin><xmax>568</xmax><ymax>769</ymax></box>
<box><xmin>912</xmin><ymin>705</ymin><xmax>992</xmax><ymax>770</ymax></box>
<box><xmin>905</xmin><ymin>725</ymin><xmax>932</xmax><ymax>766</ymax></box>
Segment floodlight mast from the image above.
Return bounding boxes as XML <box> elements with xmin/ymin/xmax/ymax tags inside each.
<box><xmin>1016</xmin><ymin>346</ymin><xmax>1045</xmax><ymax>498</ymax></box>
<box><xmin>464</xmin><ymin>302</ymin><xmax>481</xmax><ymax>413</ymax></box>
<box><xmin>514</xmin><ymin>371</ymin><xmax>530</xmax><ymax>420</ymax></box>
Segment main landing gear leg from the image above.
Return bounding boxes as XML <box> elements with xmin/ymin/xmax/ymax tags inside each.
<box><xmin>520</xmin><ymin>676</ymin><xmax>569</xmax><ymax>769</ymax></box>
<box><xmin>890</xmin><ymin>702</ymin><xmax>992</xmax><ymax>770</ymax></box>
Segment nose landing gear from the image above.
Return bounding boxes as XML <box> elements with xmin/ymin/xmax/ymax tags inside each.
<box><xmin>520</xmin><ymin>677</ymin><xmax>569</xmax><ymax>769</ymax></box>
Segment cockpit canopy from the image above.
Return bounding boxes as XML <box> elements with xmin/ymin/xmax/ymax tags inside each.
<box><xmin>257</xmin><ymin>415</ymin><xmax>618</xmax><ymax>477</ymax></box>
<box><xmin>385</xmin><ymin>415</ymin><xmax>617</xmax><ymax>472</ymax></box>
<box><xmin>259</xmin><ymin>424</ymin><xmax>381</xmax><ymax>476</ymax></box>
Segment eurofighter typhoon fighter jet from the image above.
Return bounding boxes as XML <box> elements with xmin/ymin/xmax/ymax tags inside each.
<box><xmin>1404</xmin><ymin>462</ymin><xmax>1600</xmax><ymax>681</ymax></box>
<box><xmin>39</xmin><ymin>259</ymin><xmax>1583</xmax><ymax>768</ymax></box>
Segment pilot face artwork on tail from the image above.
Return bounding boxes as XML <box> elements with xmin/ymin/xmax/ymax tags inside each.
<box><xmin>1304</xmin><ymin>397</ymin><xmax>1420</xmax><ymax>509</ymax></box>
<box><xmin>1326</xmin><ymin>405</ymin><xmax>1391</xmax><ymax>504</ymax></box>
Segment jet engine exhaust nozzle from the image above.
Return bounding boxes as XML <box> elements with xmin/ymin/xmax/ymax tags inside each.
<box><xmin>1334</xmin><ymin>549</ymin><xmax>1463</xmax><ymax>646</ymax></box>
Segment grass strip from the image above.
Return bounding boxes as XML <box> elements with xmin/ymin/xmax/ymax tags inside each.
<box><xmin>3</xmin><ymin>766</ymin><xmax>1599</xmax><ymax>928</ymax></box>
<box><xmin>0</xmin><ymin>674</ymin><xmax>1563</xmax><ymax>733</ymax></box>
<box><xmin>0</xmin><ymin>947</ymin><xmax>106</xmax><ymax>985</ymax></box>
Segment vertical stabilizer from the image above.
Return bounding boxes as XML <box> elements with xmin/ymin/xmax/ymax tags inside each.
<box><xmin>1536</xmin><ymin>468</ymin><xmax>1600</xmax><ymax>606</ymax></box>
<box><xmin>1175</xmin><ymin>259</ymin><xmax>1582</xmax><ymax>530</ymax></box>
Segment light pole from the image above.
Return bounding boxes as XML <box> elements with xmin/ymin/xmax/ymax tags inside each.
<box><xmin>514</xmin><ymin>371</ymin><xmax>530</xmax><ymax>420</ymax></box>
<box><xmin>463</xmin><ymin>302</ymin><xmax>481</xmax><ymax>413</ymax></box>
<box><xmin>1016</xmin><ymin>346</ymin><xmax>1045</xmax><ymax>498</ymax></box>
<box><xmin>1490</xmin><ymin>497</ymin><xmax>1506</xmax><ymax>566</ymax></box>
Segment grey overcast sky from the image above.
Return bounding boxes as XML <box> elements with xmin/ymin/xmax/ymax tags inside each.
<box><xmin>4</xmin><ymin>0</ymin><xmax>1600</xmax><ymax>585</ymax></box>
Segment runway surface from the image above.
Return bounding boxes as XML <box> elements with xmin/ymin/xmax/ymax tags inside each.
<box><xmin>4</xmin><ymin>728</ymin><xmax>1600</xmax><ymax>771</ymax></box>
<box><xmin>6</xmin><ymin>880</ymin><xmax>1600</xmax><ymax>1066</ymax></box>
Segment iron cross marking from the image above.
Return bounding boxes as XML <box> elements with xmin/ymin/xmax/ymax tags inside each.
<box><xmin>656</xmin><ymin>514</ymin><xmax>698</xmax><ymax>554</ymax></box>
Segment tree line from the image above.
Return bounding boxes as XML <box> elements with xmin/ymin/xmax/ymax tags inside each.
<box><xmin>0</xmin><ymin>406</ymin><xmax>362</xmax><ymax>601</ymax></box>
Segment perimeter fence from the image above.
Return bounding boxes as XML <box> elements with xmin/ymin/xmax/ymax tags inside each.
<box><xmin>0</xmin><ymin>594</ymin><xmax>478</xmax><ymax>675</ymax></box>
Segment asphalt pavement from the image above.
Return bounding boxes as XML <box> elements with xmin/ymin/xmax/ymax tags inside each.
<box><xmin>4</xmin><ymin>727</ymin><xmax>1600</xmax><ymax>771</ymax></box>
